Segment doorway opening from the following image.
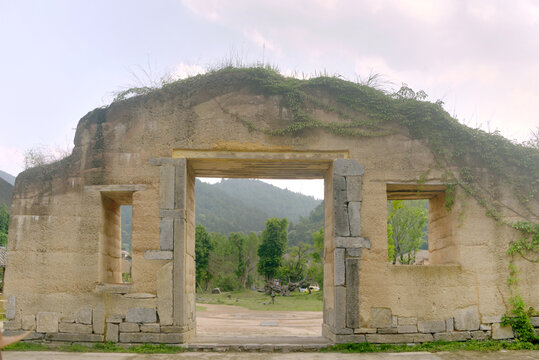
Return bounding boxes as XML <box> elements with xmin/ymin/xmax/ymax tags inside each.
<box><xmin>194</xmin><ymin>177</ymin><xmax>325</xmax><ymax>339</ymax></box>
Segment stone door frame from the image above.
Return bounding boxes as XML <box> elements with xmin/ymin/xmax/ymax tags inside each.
<box><xmin>150</xmin><ymin>150</ymin><xmax>368</xmax><ymax>342</ymax></box>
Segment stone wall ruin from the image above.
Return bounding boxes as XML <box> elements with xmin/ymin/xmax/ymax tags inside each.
<box><xmin>4</xmin><ymin>69</ymin><xmax>538</xmax><ymax>345</ymax></box>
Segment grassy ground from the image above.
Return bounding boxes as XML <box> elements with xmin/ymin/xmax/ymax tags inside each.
<box><xmin>5</xmin><ymin>339</ymin><xmax>538</xmax><ymax>353</ymax></box>
<box><xmin>196</xmin><ymin>289</ymin><xmax>323</xmax><ymax>311</ymax></box>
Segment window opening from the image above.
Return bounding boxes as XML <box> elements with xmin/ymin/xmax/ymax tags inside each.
<box><xmin>121</xmin><ymin>205</ymin><xmax>132</xmax><ymax>283</ymax></box>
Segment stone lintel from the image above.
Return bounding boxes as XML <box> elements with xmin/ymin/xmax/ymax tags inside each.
<box><xmin>94</xmin><ymin>284</ymin><xmax>132</xmax><ymax>294</ymax></box>
<box><xmin>84</xmin><ymin>184</ymin><xmax>146</xmax><ymax>192</ymax></box>
<box><xmin>149</xmin><ymin>158</ymin><xmax>188</xmax><ymax>166</ymax></box>
<box><xmin>144</xmin><ymin>250</ymin><xmax>173</xmax><ymax>260</ymax></box>
<box><xmin>335</xmin><ymin>237</ymin><xmax>371</xmax><ymax>249</ymax></box>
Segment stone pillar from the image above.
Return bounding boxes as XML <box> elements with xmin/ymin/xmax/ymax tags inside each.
<box><xmin>324</xmin><ymin>159</ymin><xmax>370</xmax><ymax>343</ymax></box>
<box><xmin>151</xmin><ymin>158</ymin><xmax>196</xmax><ymax>340</ymax></box>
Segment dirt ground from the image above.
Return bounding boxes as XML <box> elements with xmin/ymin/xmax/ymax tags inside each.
<box><xmin>196</xmin><ymin>303</ymin><xmax>323</xmax><ymax>337</ymax></box>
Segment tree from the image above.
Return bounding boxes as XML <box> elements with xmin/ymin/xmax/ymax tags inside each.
<box><xmin>257</xmin><ymin>218</ymin><xmax>289</xmax><ymax>280</ymax></box>
<box><xmin>307</xmin><ymin>227</ymin><xmax>324</xmax><ymax>288</ymax></box>
<box><xmin>195</xmin><ymin>224</ymin><xmax>214</xmax><ymax>291</ymax></box>
<box><xmin>0</xmin><ymin>204</ymin><xmax>9</xmax><ymax>247</ymax></box>
<box><xmin>387</xmin><ymin>200</ymin><xmax>428</xmax><ymax>264</ymax></box>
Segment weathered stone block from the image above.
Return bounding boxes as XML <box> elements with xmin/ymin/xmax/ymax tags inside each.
<box><xmin>75</xmin><ymin>308</ymin><xmax>93</xmax><ymax>325</ymax></box>
<box><xmin>140</xmin><ymin>323</ymin><xmax>160</xmax><ymax>333</ymax></box>
<box><xmin>36</xmin><ymin>312</ymin><xmax>58</xmax><ymax>333</ymax></box>
<box><xmin>3</xmin><ymin>319</ymin><xmax>21</xmax><ymax>330</ymax></box>
<box><xmin>159</xmin><ymin>209</ymin><xmax>186</xmax><ymax>219</ymax></box>
<box><xmin>93</xmin><ymin>305</ymin><xmax>105</xmax><ymax>335</ymax></box>
<box><xmin>333</xmin><ymin>175</ymin><xmax>346</xmax><ymax>191</ymax></box>
<box><xmin>454</xmin><ymin>305</ymin><xmax>480</xmax><ymax>330</ymax></box>
<box><xmin>3</xmin><ymin>330</ymin><xmax>43</xmax><ymax>340</ymax></box>
<box><xmin>445</xmin><ymin>317</ymin><xmax>454</xmax><ymax>332</ymax></box>
<box><xmin>530</xmin><ymin>316</ymin><xmax>539</xmax><ymax>327</ymax></box>
<box><xmin>335</xmin><ymin>237</ymin><xmax>371</xmax><ymax>249</ymax></box>
<box><xmin>346</xmin><ymin>175</ymin><xmax>362</xmax><ymax>202</ymax></box>
<box><xmin>346</xmin><ymin>248</ymin><xmax>362</xmax><ymax>257</ymax></box>
<box><xmin>22</xmin><ymin>314</ymin><xmax>35</xmax><ymax>331</ymax></box>
<box><xmin>371</xmin><ymin>308</ymin><xmax>392</xmax><ymax>329</ymax></box>
<box><xmin>334</xmin><ymin>334</ymin><xmax>366</xmax><ymax>344</ymax></box>
<box><xmin>398</xmin><ymin>317</ymin><xmax>417</xmax><ymax>326</ymax></box>
<box><xmin>120</xmin><ymin>322</ymin><xmax>140</xmax><ymax>332</ymax></box>
<box><xmin>392</xmin><ymin>316</ymin><xmax>398</xmax><ymax>327</ymax></box>
<box><xmin>126</xmin><ymin>308</ymin><xmax>157</xmax><ymax>323</ymax></box>
<box><xmin>397</xmin><ymin>325</ymin><xmax>418</xmax><ymax>333</ymax></box>
<box><xmin>120</xmin><ymin>332</ymin><xmax>160</xmax><ymax>343</ymax></box>
<box><xmin>378</xmin><ymin>327</ymin><xmax>398</xmax><ymax>334</ymax></box>
<box><xmin>160</xmin><ymin>325</ymin><xmax>190</xmax><ymax>333</ymax></box>
<box><xmin>471</xmin><ymin>330</ymin><xmax>490</xmax><ymax>340</ymax></box>
<box><xmin>492</xmin><ymin>323</ymin><xmax>514</xmax><ymax>339</ymax></box>
<box><xmin>354</xmin><ymin>328</ymin><xmax>376</xmax><ymax>334</ymax></box>
<box><xmin>160</xmin><ymin>218</ymin><xmax>174</xmax><ymax>251</ymax></box>
<box><xmin>366</xmin><ymin>333</ymin><xmax>433</xmax><ymax>343</ymax></box>
<box><xmin>334</xmin><ymin>286</ymin><xmax>347</xmax><ymax>330</ymax></box>
<box><xmin>157</xmin><ymin>262</ymin><xmax>173</xmax><ymax>326</ymax></box>
<box><xmin>334</xmin><ymin>248</ymin><xmax>345</xmax><ymax>286</ymax></box>
<box><xmin>5</xmin><ymin>295</ymin><xmax>16</xmax><ymax>320</ymax></box>
<box><xmin>59</xmin><ymin>322</ymin><xmax>93</xmax><ymax>334</ymax></box>
<box><xmin>46</xmin><ymin>332</ymin><xmax>103</xmax><ymax>342</ymax></box>
<box><xmin>482</xmin><ymin>315</ymin><xmax>502</xmax><ymax>324</ymax></box>
<box><xmin>347</xmin><ymin>202</ymin><xmax>361</xmax><ymax>236</ymax></box>
<box><xmin>60</xmin><ymin>316</ymin><xmax>75</xmax><ymax>323</ymax></box>
<box><xmin>144</xmin><ymin>250</ymin><xmax>173</xmax><ymax>260</ymax></box>
<box><xmin>480</xmin><ymin>324</ymin><xmax>491</xmax><ymax>331</ymax></box>
<box><xmin>106</xmin><ymin>314</ymin><xmax>124</xmax><ymax>323</ymax></box>
<box><xmin>106</xmin><ymin>323</ymin><xmax>119</xmax><ymax>342</ymax></box>
<box><xmin>334</xmin><ymin>159</ymin><xmax>364</xmax><ymax>176</ymax></box>
<box><xmin>160</xmin><ymin>332</ymin><xmax>187</xmax><ymax>343</ymax></box>
<box><xmin>174</xmin><ymin>160</ymin><xmax>187</xmax><ymax>209</ymax></box>
<box><xmin>124</xmin><ymin>293</ymin><xmax>156</xmax><ymax>299</ymax></box>
<box><xmin>418</xmin><ymin>320</ymin><xmax>445</xmax><ymax>333</ymax></box>
<box><xmin>346</xmin><ymin>257</ymin><xmax>360</xmax><ymax>328</ymax></box>
<box><xmin>433</xmin><ymin>331</ymin><xmax>471</xmax><ymax>342</ymax></box>
<box><xmin>159</xmin><ymin>165</ymin><xmax>175</xmax><ymax>209</ymax></box>
<box><xmin>334</xmin><ymin>190</ymin><xmax>349</xmax><ymax>237</ymax></box>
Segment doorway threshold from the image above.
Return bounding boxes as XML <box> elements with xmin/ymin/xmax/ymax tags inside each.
<box><xmin>186</xmin><ymin>335</ymin><xmax>330</xmax><ymax>352</ymax></box>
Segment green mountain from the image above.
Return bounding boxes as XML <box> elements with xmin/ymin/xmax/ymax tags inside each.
<box><xmin>195</xmin><ymin>179</ymin><xmax>322</xmax><ymax>235</ymax></box>
<box><xmin>0</xmin><ymin>170</ymin><xmax>15</xmax><ymax>186</ymax></box>
<box><xmin>0</xmin><ymin>177</ymin><xmax>13</xmax><ymax>209</ymax></box>
<box><xmin>288</xmin><ymin>202</ymin><xmax>324</xmax><ymax>246</ymax></box>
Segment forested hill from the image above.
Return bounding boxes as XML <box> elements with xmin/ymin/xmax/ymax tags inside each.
<box><xmin>195</xmin><ymin>179</ymin><xmax>322</xmax><ymax>235</ymax></box>
<box><xmin>0</xmin><ymin>170</ymin><xmax>15</xmax><ymax>186</ymax></box>
<box><xmin>0</xmin><ymin>177</ymin><xmax>13</xmax><ymax>209</ymax></box>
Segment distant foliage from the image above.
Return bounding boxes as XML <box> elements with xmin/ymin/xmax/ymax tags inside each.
<box><xmin>288</xmin><ymin>202</ymin><xmax>324</xmax><ymax>246</ymax></box>
<box><xmin>257</xmin><ymin>218</ymin><xmax>289</xmax><ymax>281</ymax></box>
<box><xmin>23</xmin><ymin>145</ymin><xmax>72</xmax><ymax>170</ymax></box>
<box><xmin>387</xmin><ymin>200</ymin><xmax>428</xmax><ymax>265</ymax></box>
<box><xmin>0</xmin><ymin>204</ymin><xmax>8</xmax><ymax>246</ymax></box>
<box><xmin>195</xmin><ymin>225</ymin><xmax>214</xmax><ymax>291</ymax></box>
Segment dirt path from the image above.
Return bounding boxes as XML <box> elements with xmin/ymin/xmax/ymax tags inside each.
<box><xmin>196</xmin><ymin>303</ymin><xmax>322</xmax><ymax>336</ymax></box>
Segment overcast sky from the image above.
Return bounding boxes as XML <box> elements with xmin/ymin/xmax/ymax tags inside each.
<box><xmin>1</xmin><ymin>0</ymin><xmax>538</xmax><ymax>199</ymax></box>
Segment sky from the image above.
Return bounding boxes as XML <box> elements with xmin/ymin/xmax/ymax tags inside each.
<box><xmin>1</xmin><ymin>0</ymin><xmax>538</xmax><ymax>200</ymax></box>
